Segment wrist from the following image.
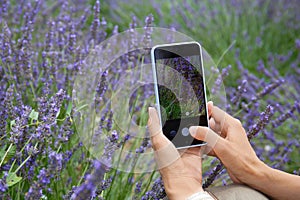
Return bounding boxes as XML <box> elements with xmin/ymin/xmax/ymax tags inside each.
<box><xmin>244</xmin><ymin>160</ymin><xmax>272</xmax><ymax>190</ymax></box>
<box><xmin>163</xmin><ymin>177</ymin><xmax>203</xmax><ymax>200</ymax></box>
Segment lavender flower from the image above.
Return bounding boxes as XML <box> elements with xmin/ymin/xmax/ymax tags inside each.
<box><xmin>203</xmin><ymin>163</ymin><xmax>224</xmax><ymax>189</ymax></box>
<box><xmin>230</xmin><ymin>79</ymin><xmax>247</xmax><ymax>104</ymax></box>
<box><xmin>90</xmin><ymin>0</ymin><xmax>101</xmax><ymax>42</ymax></box>
<box><xmin>0</xmin><ymin>171</ymin><xmax>8</xmax><ymax>193</ymax></box>
<box><xmin>143</xmin><ymin>14</ymin><xmax>154</xmax><ymax>48</ymax></box>
<box><xmin>71</xmin><ymin>160</ymin><xmax>107</xmax><ymax>200</ymax></box>
<box><xmin>211</xmin><ymin>65</ymin><xmax>231</xmax><ymax>94</ymax></box>
<box><xmin>272</xmin><ymin>102</ymin><xmax>299</xmax><ymax>128</ymax></box>
<box><xmin>296</xmin><ymin>39</ymin><xmax>300</xmax><ymax>50</ymax></box>
<box><xmin>251</xmin><ymin>79</ymin><xmax>284</xmax><ymax>101</ymax></box>
<box><xmin>141</xmin><ymin>177</ymin><xmax>166</xmax><ymax>200</ymax></box>
<box><xmin>135</xmin><ymin>180</ymin><xmax>143</xmax><ymax>193</ymax></box>
<box><xmin>247</xmin><ymin>105</ymin><xmax>274</xmax><ymax>140</ymax></box>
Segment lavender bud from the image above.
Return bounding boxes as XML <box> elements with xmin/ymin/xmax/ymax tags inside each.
<box><xmin>0</xmin><ymin>172</ymin><xmax>8</xmax><ymax>193</ymax></box>
<box><xmin>296</xmin><ymin>39</ymin><xmax>300</xmax><ymax>50</ymax></box>
<box><xmin>230</xmin><ymin>79</ymin><xmax>247</xmax><ymax>104</ymax></box>
<box><xmin>247</xmin><ymin>105</ymin><xmax>274</xmax><ymax>140</ymax></box>
<box><xmin>272</xmin><ymin>102</ymin><xmax>299</xmax><ymax>128</ymax></box>
<box><xmin>90</xmin><ymin>0</ymin><xmax>100</xmax><ymax>42</ymax></box>
<box><xmin>252</xmin><ymin>79</ymin><xmax>284</xmax><ymax>101</ymax></box>
<box><xmin>71</xmin><ymin>160</ymin><xmax>106</xmax><ymax>200</ymax></box>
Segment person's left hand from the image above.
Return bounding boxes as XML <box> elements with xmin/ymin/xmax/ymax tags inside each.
<box><xmin>148</xmin><ymin>107</ymin><xmax>204</xmax><ymax>200</ymax></box>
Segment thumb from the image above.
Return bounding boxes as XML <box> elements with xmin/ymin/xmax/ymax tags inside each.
<box><xmin>148</xmin><ymin>107</ymin><xmax>180</xmax><ymax>169</ymax></box>
<box><xmin>148</xmin><ymin>107</ymin><xmax>162</xmax><ymax>137</ymax></box>
<box><xmin>189</xmin><ymin>126</ymin><xmax>222</xmax><ymax>152</ymax></box>
<box><xmin>148</xmin><ymin>107</ymin><xmax>170</xmax><ymax>150</ymax></box>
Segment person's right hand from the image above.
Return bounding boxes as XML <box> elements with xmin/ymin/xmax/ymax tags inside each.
<box><xmin>189</xmin><ymin>102</ymin><xmax>267</xmax><ymax>185</ymax></box>
<box><xmin>190</xmin><ymin>102</ymin><xmax>300</xmax><ymax>200</ymax></box>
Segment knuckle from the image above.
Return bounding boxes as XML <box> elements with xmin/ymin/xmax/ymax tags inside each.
<box><xmin>232</xmin><ymin>118</ymin><xmax>243</xmax><ymax>127</ymax></box>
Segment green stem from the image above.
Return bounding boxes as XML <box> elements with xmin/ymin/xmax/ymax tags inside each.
<box><xmin>14</xmin><ymin>143</ymin><xmax>38</xmax><ymax>174</ymax></box>
<box><xmin>30</xmin><ymin>82</ymin><xmax>37</xmax><ymax>100</ymax></box>
<box><xmin>14</xmin><ymin>155</ymin><xmax>31</xmax><ymax>174</ymax></box>
<box><xmin>21</xmin><ymin>122</ymin><xmax>41</xmax><ymax>129</ymax></box>
<box><xmin>0</xmin><ymin>143</ymin><xmax>13</xmax><ymax>167</ymax></box>
<box><xmin>56</xmin><ymin>144</ymin><xmax>62</xmax><ymax>154</ymax></box>
<box><xmin>77</xmin><ymin>162</ymin><xmax>90</xmax><ymax>187</ymax></box>
<box><xmin>141</xmin><ymin>171</ymin><xmax>157</xmax><ymax>197</ymax></box>
<box><xmin>0</xmin><ymin>135</ymin><xmax>6</xmax><ymax>141</ymax></box>
<box><xmin>216</xmin><ymin>40</ymin><xmax>236</xmax><ymax>67</ymax></box>
<box><xmin>9</xmin><ymin>136</ymin><xmax>33</xmax><ymax>173</ymax></box>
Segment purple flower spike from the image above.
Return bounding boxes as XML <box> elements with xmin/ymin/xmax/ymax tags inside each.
<box><xmin>295</xmin><ymin>39</ymin><xmax>300</xmax><ymax>50</ymax></box>
<box><xmin>71</xmin><ymin>160</ymin><xmax>107</xmax><ymax>200</ymax></box>
<box><xmin>247</xmin><ymin>105</ymin><xmax>274</xmax><ymax>140</ymax></box>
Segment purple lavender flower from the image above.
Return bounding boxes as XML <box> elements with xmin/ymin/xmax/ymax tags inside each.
<box><xmin>211</xmin><ymin>65</ymin><xmax>231</xmax><ymax>94</ymax></box>
<box><xmin>25</xmin><ymin>168</ymin><xmax>49</xmax><ymax>200</ymax></box>
<box><xmin>296</xmin><ymin>39</ymin><xmax>300</xmax><ymax>50</ymax></box>
<box><xmin>141</xmin><ymin>177</ymin><xmax>166</xmax><ymax>200</ymax></box>
<box><xmin>71</xmin><ymin>160</ymin><xmax>107</xmax><ymax>200</ymax></box>
<box><xmin>252</xmin><ymin>79</ymin><xmax>284</xmax><ymax>101</ymax></box>
<box><xmin>230</xmin><ymin>79</ymin><xmax>247</xmax><ymax>104</ymax></box>
<box><xmin>0</xmin><ymin>171</ymin><xmax>8</xmax><ymax>193</ymax></box>
<box><xmin>272</xmin><ymin>101</ymin><xmax>299</xmax><ymax>128</ymax></box>
<box><xmin>135</xmin><ymin>180</ymin><xmax>143</xmax><ymax>193</ymax></box>
<box><xmin>247</xmin><ymin>105</ymin><xmax>274</xmax><ymax>140</ymax></box>
<box><xmin>90</xmin><ymin>0</ymin><xmax>100</xmax><ymax>42</ymax></box>
<box><xmin>142</xmin><ymin>14</ymin><xmax>154</xmax><ymax>49</ymax></box>
<box><xmin>203</xmin><ymin>163</ymin><xmax>224</xmax><ymax>189</ymax></box>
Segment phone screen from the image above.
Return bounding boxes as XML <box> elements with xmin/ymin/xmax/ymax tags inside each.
<box><xmin>152</xmin><ymin>42</ymin><xmax>208</xmax><ymax>148</ymax></box>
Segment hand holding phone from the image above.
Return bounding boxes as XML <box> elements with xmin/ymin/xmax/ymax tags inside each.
<box><xmin>151</xmin><ymin>42</ymin><xmax>209</xmax><ymax>149</ymax></box>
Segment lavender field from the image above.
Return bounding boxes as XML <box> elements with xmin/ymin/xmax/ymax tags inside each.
<box><xmin>0</xmin><ymin>0</ymin><xmax>300</xmax><ymax>199</ymax></box>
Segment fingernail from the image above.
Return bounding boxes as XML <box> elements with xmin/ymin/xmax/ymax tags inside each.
<box><xmin>189</xmin><ymin>126</ymin><xmax>198</xmax><ymax>136</ymax></box>
<box><xmin>148</xmin><ymin>107</ymin><xmax>154</xmax><ymax>115</ymax></box>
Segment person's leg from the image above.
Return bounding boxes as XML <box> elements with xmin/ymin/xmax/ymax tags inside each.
<box><xmin>162</xmin><ymin>184</ymin><xmax>269</xmax><ymax>200</ymax></box>
<box><xmin>205</xmin><ymin>184</ymin><xmax>269</xmax><ymax>200</ymax></box>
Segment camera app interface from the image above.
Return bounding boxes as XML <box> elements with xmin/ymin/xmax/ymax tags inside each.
<box><xmin>155</xmin><ymin>47</ymin><xmax>208</xmax><ymax>148</ymax></box>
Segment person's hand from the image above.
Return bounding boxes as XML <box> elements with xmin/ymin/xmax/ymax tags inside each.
<box><xmin>189</xmin><ymin>102</ymin><xmax>267</xmax><ymax>185</ymax></box>
<box><xmin>148</xmin><ymin>107</ymin><xmax>204</xmax><ymax>200</ymax></box>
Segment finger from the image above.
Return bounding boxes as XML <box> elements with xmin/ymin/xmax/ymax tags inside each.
<box><xmin>207</xmin><ymin>101</ymin><xmax>213</xmax><ymax>117</ymax></box>
<box><xmin>209</xmin><ymin>118</ymin><xmax>222</xmax><ymax>135</ymax></box>
<box><xmin>209</xmin><ymin>118</ymin><xmax>216</xmax><ymax>131</ymax></box>
<box><xmin>210</xmin><ymin>105</ymin><xmax>232</xmax><ymax>133</ymax></box>
<box><xmin>189</xmin><ymin>126</ymin><xmax>224</xmax><ymax>154</ymax></box>
<box><xmin>148</xmin><ymin>107</ymin><xmax>170</xmax><ymax>151</ymax></box>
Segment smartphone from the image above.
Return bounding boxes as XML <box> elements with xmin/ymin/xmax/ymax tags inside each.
<box><xmin>151</xmin><ymin>42</ymin><xmax>209</xmax><ymax>149</ymax></box>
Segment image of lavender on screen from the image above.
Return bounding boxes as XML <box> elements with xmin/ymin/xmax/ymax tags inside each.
<box><xmin>0</xmin><ymin>0</ymin><xmax>299</xmax><ymax>199</ymax></box>
<box><xmin>157</xmin><ymin>55</ymin><xmax>205</xmax><ymax>121</ymax></box>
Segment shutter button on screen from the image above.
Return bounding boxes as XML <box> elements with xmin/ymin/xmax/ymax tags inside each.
<box><xmin>181</xmin><ymin>127</ymin><xmax>189</xmax><ymax>136</ymax></box>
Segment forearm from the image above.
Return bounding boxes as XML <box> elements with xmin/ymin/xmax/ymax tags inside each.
<box><xmin>246</xmin><ymin>162</ymin><xmax>300</xmax><ymax>200</ymax></box>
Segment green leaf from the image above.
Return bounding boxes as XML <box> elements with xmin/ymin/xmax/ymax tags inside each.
<box><xmin>74</xmin><ymin>104</ymin><xmax>88</xmax><ymax>112</ymax></box>
<box><xmin>5</xmin><ymin>145</ymin><xmax>16</xmax><ymax>164</ymax></box>
<box><xmin>0</xmin><ymin>144</ymin><xmax>16</xmax><ymax>165</ymax></box>
<box><xmin>66</xmin><ymin>101</ymin><xmax>73</xmax><ymax>115</ymax></box>
<box><xmin>6</xmin><ymin>172</ymin><xmax>22</xmax><ymax>187</ymax></box>
<box><xmin>29</xmin><ymin>109</ymin><xmax>39</xmax><ymax>121</ymax></box>
<box><xmin>0</xmin><ymin>147</ymin><xmax>5</xmax><ymax>162</ymax></box>
<box><xmin>56</xmin><ymin>108</ymin><xmax>61</xmax><ymax>118</ymax></box>
<box><xmin>10</xmin><ymin>120</ymin><xmax>15</xmax><ymax>130</ymax></box>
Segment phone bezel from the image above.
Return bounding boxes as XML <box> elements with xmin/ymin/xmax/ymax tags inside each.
<box><xmin>151</xmin><ymin>41</ymin><xmax>209</xmax><ymax>149</ymax></box>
